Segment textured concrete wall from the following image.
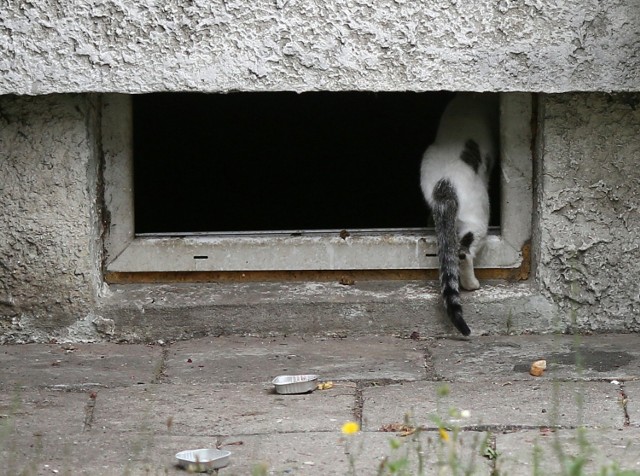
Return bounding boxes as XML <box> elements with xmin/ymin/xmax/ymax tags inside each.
<box><xmin>1</xmin><ymin>91</ymin><xmax>640</xmax><ymax>340</ymax></box>
<box><xmin>536</xmin><ymin>93</ymin><xmax>640</xmax><ymax>332</ymax></box>
<box><xmin>0</xmin><ymin>0</ymin><xmax>638</xmax><ymax>95</ymax></box>
<box><xmin>0</xmin><ymin>94</ymin><xmax>104</xmax><ymax>342</ymax></box>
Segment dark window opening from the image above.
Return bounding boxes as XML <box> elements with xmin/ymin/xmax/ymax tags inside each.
<box><xmin>133</xmin><ymin>92</ymin><xmax>500</xmax><ymax>234</ymax></box>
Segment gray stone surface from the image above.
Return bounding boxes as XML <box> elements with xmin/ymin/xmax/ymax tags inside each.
<box><xmin>216</xmin><ymin>431</ymin><xmax>493</xmax><ymax>476</ymax></box>
<box><xmin>0</xmin><ymin>94</ymin><xmax>103</xmax><ymax>343</ymax></box>
<box><xmin>537</xmin><ymin>93</ymin><xmax>640</xmax><ymax>332</ymax></box>
<box><xmin>0</xmin><ymin>431</ymin><xmax>494</xmax><ymax>476</ymax></box>
<box><xmin>429</xmin><ymin>334</ymin><xmax>640</xmax><ymax>381</ymax></box>
<box><xmin>0</xmin><ymin>2</ymin><xmax>638</xmax><ymax>94</ymax></box>
<box><xmin>217</xmin><ymin>432</ymin><xmax>351</xmax><ymax>476</ymax></box>
<box><xmin>0</xmin><ymin>389</ymin><xmax>89</xmax><ymax>436</ymax></box>
<box><xmin>496</xmin><ymin>428</ymin><xmax>640</xmax><ymax>475</ymax></box>
<box><xmin>98</xmin><ymin>281</ymin><xmax>562</xmax><ymax>342</ymax></box>
<box><xmin>165</xmin><ymin>335</ymin><xmax>429</xmax><ymax>384</ymax></box>
<box><xmin>94</xmin><ymin>382</ymin><xmax>356</xmax><ymax>436</ymax></box>
<box><xmin>1</xmin><ymin>334</ymin><xmax>639</xmax><ymax>475</ymax></box>
<box><xmin>1</xmin><ymin>431</ymin><xmax>182</xmax><ymax>476</ymax></box>
<box><xmin>0</xmin><ymin>343</ymin><xmax>163</xmax><ymax>390</ymax></box>
<box><xmin>362</xmin><ymin>381</ymin><xmax>624</xmax><ymax>431</ymax></box>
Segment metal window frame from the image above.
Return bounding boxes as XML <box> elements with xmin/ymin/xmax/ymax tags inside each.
<box><xmin>102</xmin><ymin>93</ymin><xmax>532</xmax><ymax>275</ymax></box>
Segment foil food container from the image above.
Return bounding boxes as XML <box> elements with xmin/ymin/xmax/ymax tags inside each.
<box><xmin>175</xmin><ymin>448</ymin><xmax>231</xmax><ymax>472</ymax></box>
<box><xmin>272</xmin><ymin>374</ymin><xmax>319</xmax><ymax>394</ymax></box>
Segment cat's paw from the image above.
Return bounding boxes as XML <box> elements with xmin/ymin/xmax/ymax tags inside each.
<box><xmin>460</xmin><ymin>276</ymin><xmax>480</xmax><ymax>291</ymax></box>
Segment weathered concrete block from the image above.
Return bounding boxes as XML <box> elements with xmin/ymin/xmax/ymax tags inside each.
<box><xmin>536</xmin><ymin>93</ymin><xmax>640</xmax><ymax>332</ymax></box>
<box><xmin>163</xmin><ymin>335</ymin><xmax>429</xmax><ymax>385</ymax></box>
<box><xmin>0</xmin><ymin>94</ymin><xmax>103</xmax><ymax>341</ymax></box>
<box><xmin>362</xmin><ymin>381</ymin><xmax>624</xmax><ymax>430</ymax></box>
<box><xmin>0</xmin><ymin>342</ymin><xmax>163</xmax><ymax>390</ymax></box>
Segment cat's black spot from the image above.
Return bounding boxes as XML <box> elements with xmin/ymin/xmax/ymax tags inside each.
<box><xmin>460</xmin><ymin>231</ymin><xmax>474</xmax><ymax>250</ymax></box>
<box><xmin>459</xmin><ymin>231</ymin><xmax>474</xmax><ymax>259</ymax></box>
<box><xmin>460</xmin><ymin>140</ymin><xmax>481</xmax><ymax>173</ymax></box>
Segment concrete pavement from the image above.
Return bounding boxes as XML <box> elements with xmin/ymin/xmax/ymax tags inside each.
<box><xmin>1</xmin><ymin>334</ymin><xmax>639</xmax><ymax>475</ymax></box>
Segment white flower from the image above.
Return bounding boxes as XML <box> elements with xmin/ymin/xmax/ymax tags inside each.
<box><xmin>460</xmin><ymin>410</ymin><xmax>471</xmax><ymax>419</ymax></box>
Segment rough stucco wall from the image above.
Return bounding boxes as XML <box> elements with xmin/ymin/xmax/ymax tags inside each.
<box><xmin>0</xmin><ymin>0</ymin><xmax>638</xmax><ymax>95</ymax></box>
<box><xmin>0</xmin><ymin>94</ymin><xmax>104</xmax><ymax>342</ymax></box>
<box><xmin>536</xmin><ymin>93</ymin><xmax>640</xmax><ymax>332</ymax></box>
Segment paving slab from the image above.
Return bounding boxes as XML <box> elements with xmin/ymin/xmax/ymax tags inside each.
<box><xmin>362</xmin><ymin>381</ymin><xmax>624</xmax><ymax>431</ymax></box>
<box><xmin>165</xmin><ymin>335</ymin><xmax>429</xmax><ymax>384</ymax></box>
<box><xmin>0</xmin><ymin>389</ymin><xmax>105</xmax><ymax>475</ymax></box>
<box><xmin>216</xmin><ymin>432</ymin><xmax>349</xmax><ymax>476</ymax></box>
<box><xmin>0</xmin><ymin>343</ymin><xmax>163</xmax><ymax>390</ymax></box>
<box><xmin>495</xmin><ymin>428</ymin><xmax>640</xmax><ymax>475</ymax></box>
<box><xmin>0</xmin><ymin>431</ymin><xmax>183</xmax><ymax>476</ymax></box>
<box><xmin>215</xmin><ymin>431</ymin><xmax>493</xmax><ymax>476</ymax></box>
<box><xmin>93</xmin><ymin>382</ymin><xmax>356</xmax><ymax>436</ymax></box>
<box><xmin>0</xmin><ymin>388</ymin><xmax>90</xmax><ymax>436</ymax></box>
<box><xmin>429</xmin><ymin>334</ymin><xmax>640</xmax><ymax>382</ymax></box>
<box><xmin>0</xmin><ymin>430</ymin><xmax>493</xmax><ymax>476</ymax></box>
<box><xmin>1</xmin><ymin>334</ymin><xmax>639</xmax><ymax>475</ymax></box>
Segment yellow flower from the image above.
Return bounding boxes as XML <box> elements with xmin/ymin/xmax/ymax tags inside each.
<box><xmin>342</xmin><ymin>421</ymin><xmax>360</xmax><ymax>435</ymax></box>
<box><xmin>439</xmin><ymin>427</ymin><xmax>450</xmax><ymax>442</ymax></box>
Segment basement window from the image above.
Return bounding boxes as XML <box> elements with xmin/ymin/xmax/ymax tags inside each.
<box><xmin>102</xmin><ymin>92</ymin><xmax>532</xmax><ymax>277</ymax></box>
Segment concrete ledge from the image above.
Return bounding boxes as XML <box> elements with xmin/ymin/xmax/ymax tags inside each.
<box><xmin>92</xmin><ymin>281</ymin><xmax>561</xmax><ymax>343</ymax></box>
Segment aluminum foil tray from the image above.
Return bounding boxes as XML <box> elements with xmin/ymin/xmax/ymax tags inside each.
<box><xmin>272</xmin><ymin>374</ymin><xmax>319</xmax><ymax>394</ymax></box>
<box><xmin>175</xmin><ymin>448</ymin><xmax>231</xmax><ymax>472</ymax></box>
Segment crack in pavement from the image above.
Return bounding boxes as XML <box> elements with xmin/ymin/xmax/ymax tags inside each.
<box><xmin>151</xmin><ymin>346</ymin><xmax>169</xmax><ymax>384</ymax></box>
<box><xmin>619</xmin><ymin>382</ymin><xmax>630</xmax><ymax>427</ymax></box>
<box><xmin>83</xmin><ymin>391</ymin><xmax>98</xmax><ymax>432</ymax></box>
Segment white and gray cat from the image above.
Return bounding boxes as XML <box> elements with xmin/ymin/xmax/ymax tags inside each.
<box><xmin>420</xmin><ymin>93</ymin><xmax>499</xmax><ymax>336</ymax></box>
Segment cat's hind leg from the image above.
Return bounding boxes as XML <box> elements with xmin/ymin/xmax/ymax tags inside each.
<box><xmin>458</xmin><ymin>231</ymin><xmax>480</xmax><ymax>291</ymax></box>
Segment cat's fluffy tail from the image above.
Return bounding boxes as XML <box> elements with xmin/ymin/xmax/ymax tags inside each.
<box><xmin>431</xmin><ymin>178</ymin><xmax>471</xmax><ymax>336</ymax></box>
